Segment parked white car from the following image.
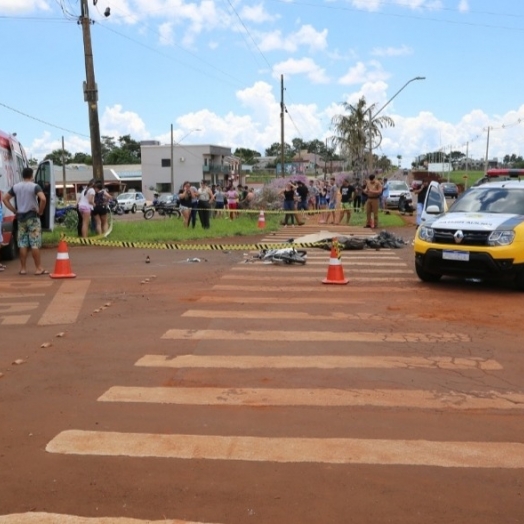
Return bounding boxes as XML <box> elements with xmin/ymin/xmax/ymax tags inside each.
<box><xmin>385</xmin><ymin>180</ymin><xmax>411</xmax><ymax>208</ymax></box>
<box><xmin>117</xmin><ymin>192</ymin><xmax>147</xmax><ymax>213</ymax></box>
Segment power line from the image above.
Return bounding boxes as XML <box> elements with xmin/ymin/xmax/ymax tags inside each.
<box><xmin>0</xmin><ymin>100</ymin><xmax>90</xmax><ymax>138</ymax></box>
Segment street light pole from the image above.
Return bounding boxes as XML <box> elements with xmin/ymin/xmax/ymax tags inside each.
<box><xmin>80</xmin><ymin>0</ymin><xmax>104</xmax><ymax>182</ymax></box>
<box><xmin>169</xmin><ymin>127</ymin><xmax>201</xmax><ymax>192</ymax></box>
<box><xmin>368</xmin><ymin>76</ymin><xmax>425</xmax><ymax>174</ymax></box>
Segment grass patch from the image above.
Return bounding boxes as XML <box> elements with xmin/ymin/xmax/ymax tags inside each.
<box><xmin>43</xmin><ymin>208</ymin><xmax>404</xmax><ymax>246</ymax></box>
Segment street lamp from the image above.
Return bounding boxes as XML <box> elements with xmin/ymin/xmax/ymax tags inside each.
<box><xmin>170</xmin><ymin>126</ymin><xmax>201</xmax><ymax>192</ymax></box>
<box><xmin>368</xmin><ymin>76</ymin><xmax>425</xmax><ymax>173</ymax></box>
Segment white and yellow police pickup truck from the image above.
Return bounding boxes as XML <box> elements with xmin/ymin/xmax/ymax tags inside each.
<box><xmin>414</xmin><ymin>177</ymin><xmax>524</xmax><ymax>290</ymax></box>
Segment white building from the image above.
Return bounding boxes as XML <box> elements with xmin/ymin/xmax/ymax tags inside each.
<box><xmin>140</xmin><ymin>141</ymin><xmax>240</xmax><ymax>199</ymax></box>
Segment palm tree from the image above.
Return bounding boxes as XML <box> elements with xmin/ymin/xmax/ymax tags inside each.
<box><xmin>331</xmin><ymin>97</ymin><xmax>394</xmax><ymax>177</ymax></box>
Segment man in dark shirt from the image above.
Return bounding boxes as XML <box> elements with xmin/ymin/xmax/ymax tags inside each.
<box><xmin>338</xmin><ymin>178</ymin><xmax>355</xmax><ymax>225</ymax></box>
<box><xmin>296</xmin><ymin>181</ymin><xmax>309</xmax><ymax>212</ymax></box>
<box><xmin>414</xmin><ymin>180</ymin><xmax>429</xmax><ymax>226</ymax></box>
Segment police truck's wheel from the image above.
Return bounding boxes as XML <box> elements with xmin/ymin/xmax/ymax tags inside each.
<box><xmin>131</xmin><ymin>205</ymin><xmax>137</xmax><ymax>214</ymax></box>
<box><xmin>415</xmin><ymin>264</ymin><xmax>442</xmax><ymax>283</ymax></box>
<box><xmin>515</xmin><ymin>271</ymin><xmax>524</xmax><ymax>291</ymax></box>
<box><xmin>1</xmin><ymin>231</ymin><xmax>18</xmax><ymax>261</ymax></box>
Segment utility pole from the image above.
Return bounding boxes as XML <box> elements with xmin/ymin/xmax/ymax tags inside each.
<box><xmin>280</xmin><ymin>74</ymin><xmax>285</xmax><ymax>178</ymax></box>
<box><xmin>484</xmin><ymin>127</ymin><xmax>491</xmax><ymax>174</ymax></box>
<box><xmin>80</xmin><ymin>0</ymin><xmax>104</xmax><ymax>182</ymax></box>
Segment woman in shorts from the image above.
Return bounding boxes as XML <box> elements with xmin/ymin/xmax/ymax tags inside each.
<box><xmin>77</xmin><ymin>179</ymin><xmax>95</xmax><ymax>238</ymax></box>
<box><xmin>92</xmin><ymin>181</ymin><xmax>112</xmax><ymax>235</ymax></box>
<box><xmin>178</xmin><ymin>181</ymin><xmax>193</xmax><ymax>228</ymax></box>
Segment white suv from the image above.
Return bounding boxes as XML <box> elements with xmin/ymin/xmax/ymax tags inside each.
<box><xmin>117</xmin><ymin>192</ymin><xmax>147</xmax><ymax>213</ymax></box>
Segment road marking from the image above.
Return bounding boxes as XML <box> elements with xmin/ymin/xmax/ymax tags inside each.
<box><xmin>0</xmin><ymin>514</ymin><xmax>220</xmax><ymax>524</ymax></box>
<box><xmin>223</xmin><ymin>272</ymin><xmax>412</xmax><ymax>280</ymax></box>
<box><xmin>0</xmin><ymin>281</ymin><xmax>52</xmax><ymax>290</ymax></box>
<box><xmin>197</xmin><ymin>296</ymin><xmax>364</xmax><ymax>305</ymax></box>
<box><xmin>135</xmin><ymin>354</ymin><xmax>499</xmax><ymax>370</ymax></box>
<box><xmin>0</xmin><ymin>292</ymin><xmax>45</xmax><ymax>299</ymax></box>
<box><xmin>235</xmin><ymin>262</ymin><xmax>408</xmax><ymax>267</ymax></box>
<box><xmin>38</xmin><ymin>280</ymin><xmax>91</xmax><ymax>326</ymax></box>
<box><xmin>0</xmin><ymin>315</ymin><xmax>32</xmax><ymax>325</ymax></box>
<box><xmin>213</xmin><ymin>285</ymin><xmax>414</xmax><ymax>293</ymax></box>
<box><xmin>0</xmin><ymin>302</ymin><xmax>39</xmax><ymax>314</ymax></box>
<box><xmin>182</xmin><ymin>309</ymin><xmax>422</xmax><ymax>322</ymax></box>
<box><xmin>100</xmin><ymin>386</ymin><xmax>520</xmax><ymax>410</ymax></box>
<box><xmin>161</xmin><ymin>329</ymin><xmax>470</xmax><ymax>343</ymax></box>
<box><xmin>46</xmin><ymin>430</ymin><xmax>524</xmax><ymax>468</ymax></box>
<box><xmin>0</xmin><ymin>302</ymin><xmax>38</xmax><ymax>323</ymax></box>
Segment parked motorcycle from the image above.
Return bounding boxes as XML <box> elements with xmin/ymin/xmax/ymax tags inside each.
<box><xmin>398</xmin><ymin>192</ymin><xmax>415</xmax><ymax>215</ymax></box>
<box><xmin>108</xmin><ymin>199</ymin><xmax>125</xmax><ymax>215</ymax></box>
<box><xmin>143</xmin><ymin>197</ymin><xmax>181</xmax><ymax>220</ymax></box>
<box><xmin>54</xmin><ymin>205</ymin><xmax>77</xmax><ymax>224</ymax></box>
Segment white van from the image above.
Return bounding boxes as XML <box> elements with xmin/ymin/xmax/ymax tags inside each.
<box><xmin>0</xmin><ymin>129</ymin><xmax>56</xmax><ymax>260</ymax></box>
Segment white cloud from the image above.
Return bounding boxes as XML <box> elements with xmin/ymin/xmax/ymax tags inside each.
<box><xmin>100</xmin><ymin>104</ymin><xmax>150</xmax><ymax>140</ymax></box>
<box><xmin>239</xmin><ymin>3</ymin><xmax>276</xmax><ymax>23</ymax></box>
<box><xmin>258</xmin><ymin>25</ymin><xmax>328</xmax><ymax>53</ymax></box>
<box><xmin>0</xmin><ymin>0</ymin><xmax>49</xmax><ymax>12</ymax></box>
<box><xmin>350</xmin><ymin>0</ymin><xmax>443</xmax><ymax>11</ymax></box>
<box><xmin>158</xmin><ymin>22</ymin><xmax>174</xmax><ymax>46</ymax></box>
<box><xmin>338</xmin><ymin>61</ymin><xmax>390</xmax><ymax>85</ymax></box>
<box><xmin>371</xmin><ymin>45</ymin><xmax>413</xmax><ymax>57</ymax></box>
<box><xmin>458</xmin><ymin>0</ymin><xmax>469</xmax><ymax>13</ymax></box>
<box><xmin>272</xmin><ymin>58</ymin><xmax>329</xmax><ymax>84</ymax></box>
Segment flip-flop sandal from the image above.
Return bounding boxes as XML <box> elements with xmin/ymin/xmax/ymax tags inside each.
<box><xmin>19</xmin><ymin>270</ymin><xmax>27</xmax><ymax>275</ymax></box>
<box><xmin>34</xmin><ymin>270</ymin><xmax>49</xmax><ymax>276</ymax></box>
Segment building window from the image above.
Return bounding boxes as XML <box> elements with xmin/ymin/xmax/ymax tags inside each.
<box><xmin>161</xmin><ymin>159</ymin><xmax>171</xmax><ymax>167</ymax></box>
<box><xmin>156</xmin><ymin>183</ymin><xmax>172</xmax><ymax>193</ymax></box>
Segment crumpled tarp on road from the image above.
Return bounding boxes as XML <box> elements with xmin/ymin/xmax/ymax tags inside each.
<box><xmin>292</xmin><ymin>230</ymin><xmax>408</xmax><ymax>250</ymax></box>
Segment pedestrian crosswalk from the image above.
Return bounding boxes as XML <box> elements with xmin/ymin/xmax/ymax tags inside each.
<box><xmin>31</xmin><ymin>225</ymin><xmax>524</xmax><ymax>522</ymax></box>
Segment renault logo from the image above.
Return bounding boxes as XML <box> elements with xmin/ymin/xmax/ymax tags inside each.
<box><xmin>454</xmin><ymin>230</ymin><xmax>464</xmax><ymax>244</ymax></box>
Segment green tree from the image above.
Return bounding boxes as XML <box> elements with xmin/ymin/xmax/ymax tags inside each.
<box><xmin>72</xmin><ymin>152</ymin><xmax>92</xmax><ymax>164</ymax></box>
<box><xmin>265</xmin><ymin>142</ymin><xmax>293</xmax><ymax>157</ymax></box>
<box><xmin>44</xmin><ymin>149</ymin><xmax>72</xmax><ymax>166</ymax></box>
<box><xmin>234</xmin><ymin>147</ymin><xmax>261</xmax><ymax>165</ymax></box>
<box><xmin>331</xmin><ymin>97</ymin><xmax>394</xmax><ymax>176</ymax></box>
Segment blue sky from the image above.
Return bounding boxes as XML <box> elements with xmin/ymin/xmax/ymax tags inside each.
<box><xmin>1</xmin><ymin>0</ymin><xmax>523</xmax><ymax>167</ymax></box>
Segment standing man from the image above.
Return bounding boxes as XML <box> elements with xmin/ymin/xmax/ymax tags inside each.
<box><xmin>2</xmin><ymin>167</ymin><xmax>48</xmax><ymax>275</ymax></box>
<box><xmin>296</xmin><ymin>180</ymin><xmax>309</xmax><ymax>216</ymax></box>
<box><xmin>413</xmin><ymin>179</ymin><xmax>430</xmax><ymax>227</ymax></box>
<box><xmin>325</xmin><ymin>177</ymin><xmax>339</xmax><ymax>225</ymax></box>
<box><xmin>337</xmin><ymin>178</ymin><xmax>355</xmax><ymax>225</ymax></box>
<box><xmin>363</xmin><ymin>173</ymin><xmax>382</xmax><ymax>229</ymax></box>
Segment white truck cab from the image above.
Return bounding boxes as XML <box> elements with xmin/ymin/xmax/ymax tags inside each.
<box><xmin>0</xmin><ymin>129</ymin><xmax>55</xmax><ymax>260</ymax></box>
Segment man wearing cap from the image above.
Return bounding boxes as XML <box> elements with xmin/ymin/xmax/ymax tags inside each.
<box><xmin>363</xmin><ymin>174</ymin><xmax>382</xmax><ymax>229</ymax></box>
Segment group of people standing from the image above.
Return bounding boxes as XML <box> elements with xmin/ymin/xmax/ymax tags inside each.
<box><xmin>278</xmin><ymin>174</ymin><xmax>388</xmax><ymax>229</ymax></box>
<box><xmin>177</xmin><ymin>181</ymin><xmax>256</xmax><ymax>229</ymax></box>
<box><xmin>76</xmin><ymin>179</ymin><xmax>113</xmax><ymax>238</ymax></box>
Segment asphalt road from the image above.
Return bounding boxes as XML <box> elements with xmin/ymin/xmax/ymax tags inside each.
<box><xmin>1</xmin><ymin>220</ymin><xmax>523</xmax><ymax>524</ymax></box>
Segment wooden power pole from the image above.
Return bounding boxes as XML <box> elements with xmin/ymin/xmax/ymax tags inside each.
<box><xmin>280</xmin><ymin>75</ymin><xmax>285</xmax><ymax>177</ymax></box>
<box><xmin>80</xmin><ymin>0</ymin><xmax>104</xmax><ymax>182</ymax></box>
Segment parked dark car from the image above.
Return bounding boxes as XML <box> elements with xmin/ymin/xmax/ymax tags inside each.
<box><xmin>440</xmin><ymin>182</ymin><xmax>459</xmax><ymax>199</ymax></box>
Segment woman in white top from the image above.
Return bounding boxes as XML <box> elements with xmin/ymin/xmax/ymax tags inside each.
<box><xmin>197</xmin><ymin>180</ymin><xmax>214</xmax><ymax>229</ymax></box>
<box><xmin>77</xmin><ymin>179</ymin><xmax>95</xmax><ymax>238</ymax></box>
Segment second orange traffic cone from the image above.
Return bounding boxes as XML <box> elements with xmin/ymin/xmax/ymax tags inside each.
<box><xmin>322</xmin><ymin>239</ymin><xmax>348</xmax><ymax>285</ymax></box>
<box><xmin>257</xmin><ymin>210</ymin><xmax>266</xmax><ymax>229</ymax></box>
<box><xmin>50</xmin><ymin>240</ymin><xmax>76</xmax><ymax>279</ymax></box>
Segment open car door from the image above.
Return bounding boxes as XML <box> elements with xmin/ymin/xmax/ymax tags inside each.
<box><xmin>34</xmin><ymin>159</ymin><xmax>55</xmax><ymax>231</ymax></box>
<box><xmin>420</xmin><ymin>181</ymin><xmax>447</xmax><ymax>226</ymax></box>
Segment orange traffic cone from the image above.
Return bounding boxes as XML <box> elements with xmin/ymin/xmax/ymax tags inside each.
<box><xmin>322</xmin><ymin>239</ymin><xmax>349</xmax><ymax>285</ymax></box>
<box><xmin>257</xmin><ymin>210</ymin><xmax>266</xmax><ymax>229</ymax></box>
<box><xmin>50</xmin><ymin>240</ymin><xmax>76</xmax><ymax>279</ymax></box>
